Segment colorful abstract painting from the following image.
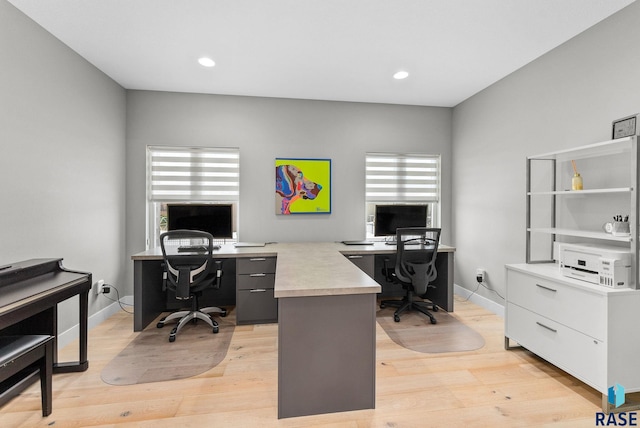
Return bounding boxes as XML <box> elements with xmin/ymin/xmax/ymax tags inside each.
<box><xmin>275</xmin><ymin>158</ymin><xmax>331</xmax><ymax>215</ymax></box>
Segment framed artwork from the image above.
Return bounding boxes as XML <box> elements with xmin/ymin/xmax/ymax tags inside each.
<box><xmin>612</xmin><ymin>114</ymin><xmax>638</xmax><ymax>139</ymax></box>
<box><xmin>275</xmin><ymin>158</ymin><xmax>331</xmax><ymax>215</ymax></box>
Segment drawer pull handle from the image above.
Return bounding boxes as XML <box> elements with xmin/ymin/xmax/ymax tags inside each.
<box><xmin>249</xmin><ymin>258</ymin><xmax>267</xmax><ymax>262</ymax></box>
<box><xmin>249</xmin><ymin>273</ymin><xmax>266</xmax><ymax>277</ymax></box>
<box><xmin>536</xmin><ymin>321</ymin><xmax>557</xmax><ymax>333</ymax></box>
<box><xmin>250</xmin><ymin>289</ymin><xmax>267</xmax><ymax>293</ymax></box>
<box><xmin>535</xmin><ymin>283</ymin><xmax>557</xmax><ymax>293</ymax></box>
<box><xmin>348</xmin><ymin>255</ymin><xmax>363</xmax><ymax>259</ymax></box>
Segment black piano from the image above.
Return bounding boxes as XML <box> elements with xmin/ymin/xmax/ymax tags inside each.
<box><xmin>0</xmin><ymin>259</ymin><xmax>91</xmax><ymax>405</ymax></box>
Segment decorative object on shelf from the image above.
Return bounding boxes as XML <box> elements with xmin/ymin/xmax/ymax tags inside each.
<box><xmin>603</xmin><ymin>215</ymin><xmax>631</xmax><ymax>236</ymax></box>
<box><xmin>571</xmin><ymin>160</ymin><xmax>583</xmax><ymax>190</ymax></box>
<box><xmin>612</xmin><ymin>114</ymin><xmax>638</xmax><ymax>139</ymax></box>
<box><xmin>275</xmin><ymin>158</ymin><xmax>331</xmax><ymax>215</ymax></box>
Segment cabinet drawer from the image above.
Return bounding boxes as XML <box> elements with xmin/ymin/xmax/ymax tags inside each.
<box><xmin>236</xmin><ymin>273</ymin><xmax>275</xmax><ymax>290</ymax></box>
<box><xmin>237</xmin><ymin>257</ymin><xmax>277</xmax><ymax>274</ymax></box>
<box><xmin>507</xmin><ymin>269</ymin><xmax>605</xmax><ymax>340</ymax></box>
<box><xmin>236</xmin><ymin>288</ymin><xmax>278</xmax><ymax>324</ymax></box>
<box><xmin>506</xmin><ymin>303</ymin><xmax>606</xmax><ymax>390</ymax></box>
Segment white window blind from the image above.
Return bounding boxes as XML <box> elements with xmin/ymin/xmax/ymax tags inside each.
<box><xmin>147</xmin><ymin>146</ymin><xmax>239</xmax><ymax>202</ymax></box>
<box><xmin>366</xmin><ymin>153</ymin><xmax>440</xmax><ymax>202</ymax></box>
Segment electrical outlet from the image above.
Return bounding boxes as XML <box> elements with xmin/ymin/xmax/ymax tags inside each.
<box><xmin>95</xmin><ymin>279</ymin><xmax>105</xmax><ymax>295</ymax></box>
<box><xmin>476</xmin><ymin>269</ymin><xmax>485</xmax><ymax>283</ymax></box>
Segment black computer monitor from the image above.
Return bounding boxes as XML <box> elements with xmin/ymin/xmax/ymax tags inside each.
<box><xmin>167</xmin><ymin>204</ymin><xmax>233</xmax><ymax>239</ymax></box>
<box><xmin>374</xmin><ymin>204</ymin><xmax>428</xmax><ymax>237</ymax></box>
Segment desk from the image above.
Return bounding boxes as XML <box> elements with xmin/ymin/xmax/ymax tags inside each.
<box><xmin>131</xmin><ymin>241</ymin><xmax>455</xmax><ymax>419</ymax></box>
<box><xmin>131</xmin><ymin>241</ymin><xmax>455</xmax><ymax>331</ymax></box>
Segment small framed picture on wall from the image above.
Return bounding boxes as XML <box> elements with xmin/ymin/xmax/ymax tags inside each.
<box><xmin>612</xmin><ymin>114</ymin><xmax>638</xmax><ymax>139</ymax></box>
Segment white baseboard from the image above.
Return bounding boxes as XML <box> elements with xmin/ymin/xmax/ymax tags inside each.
<box><xmin>57</xmin><ymin>295</ymin><xmax>134</xmax><ymax>350</ymax></box>
<box><xmin>57</xmin><ymin>289</ymin><xmax>500</xmax><ymax>350</ymax></box>
<box><xmin>454</xmin><ymin>284</ymin><xmax>505</xmax><ymax>318</ymax></box>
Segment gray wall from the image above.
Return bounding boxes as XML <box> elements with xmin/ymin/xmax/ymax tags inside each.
<box><xmin>452</xmin><ymin>1</ymin><xmax>640</xmax><ymax>304</ymax></box>
<box><xmin>125</xmin><ymin>92</ymin><xmax>452</xmax><ymax>293</ymax></box>
<box><xmin>0</xmin><ymin>0</ymin><xmax>127</xmax><ymax>331</ymax></box>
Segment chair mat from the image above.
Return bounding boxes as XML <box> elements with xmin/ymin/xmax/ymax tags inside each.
<box><xmin>377</xmin><ymin>305</ymin><xmax>485</xmax><ymax>353</ymax></box>
<box><xmin>101</xmin><ymin>313</ymin><xmax>234</xmax><ymax>385</ymax></box>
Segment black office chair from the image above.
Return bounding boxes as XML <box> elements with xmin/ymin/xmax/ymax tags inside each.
<box><xmin>157</xmin><ymin>230</ymin><xmax>227</xmax><ymax>342</ymax></box>
<box><xmin>380</xmin><ymin>227</ymin><xmax>441</xmax><ymax>324</ymax></box>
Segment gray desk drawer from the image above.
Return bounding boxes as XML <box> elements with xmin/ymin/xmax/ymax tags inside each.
<box><xmin>237</xmin><ymin>288</ymin><xmax>278</xmax><ymax>324</ymax></box>
<box><xmin>237</xmin><ymin>273</ymin><xmax>276</xmax><ymax>291</ymax></box>
<box><xmin>344</xmin><ymin>254</ymin><xmax>374</xmax><ymax>279</ymax></box>
<box><xmin>237</xmin><ymin>257</ymin><xmax>277</xmax><ymax>274</ymax></box>
<box><xmin>236</xmin><ymin>261</ymin><xmax>277</xmax><ymax>324</ymax></box>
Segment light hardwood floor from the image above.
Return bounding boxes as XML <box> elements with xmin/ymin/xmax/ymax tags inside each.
<box><xmin>1</xmin><ymin>298</ymin><xmax>607</xmax><ymax>427</ymax></box>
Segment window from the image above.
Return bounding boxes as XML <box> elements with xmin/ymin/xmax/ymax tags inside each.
<box><xmin>365</xmin><ymin>152</ymin><xmax>440</xmax><ymax>238</ymax></box>
<box><xmin>146</xmin><ymin>146</ymin><xmax>240</xmax><ymax>248</ymax></box>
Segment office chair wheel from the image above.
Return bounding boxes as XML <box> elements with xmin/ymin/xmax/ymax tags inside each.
<box><xmin>213</xmin><ymin>325</ymin><xmax>219</xmax><ymax>334</ymax></box>
<box><xmin>169</xmin><ymin>327</ymin><xmax>177</xmax><ymax>342</ymax></box>
<box><xmin>220</xmin><ymin>309</ymin><xmax>227</xmax><ymax>317</ymax></box>
<box><xmin>380</xmin><ymin>303</ymin><xmax>386</xmax><ymax>309</ymax></box>
<box><xmin>394</xmin><ymin>314</ymin><xmax>400</xmax><ymax>322</ymax></box>
<box><xmin>430</xmin><ymin>318</ymin><xmax>437</xmax><ymax>325</ymax></box>
<box><xmin>157</xmin><ymin>316</ymin><xmax>166</xmax><ymax>328</ymax></box>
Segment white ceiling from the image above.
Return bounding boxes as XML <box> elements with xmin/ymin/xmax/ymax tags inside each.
<box><xmin>8</xmin><ymin>0</ymin><xmax>636</xmax><ymax>107</ymax></box>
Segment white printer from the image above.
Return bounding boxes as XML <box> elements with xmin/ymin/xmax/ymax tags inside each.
<box><xmin>558</xmin><ymin>242</ymin><xmax>632</xmax><ymax>288</ymax></box>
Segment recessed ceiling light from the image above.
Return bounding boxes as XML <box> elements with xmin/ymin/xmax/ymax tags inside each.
<box><xmin>393</xmin><ymin>71</ymin><xmax>409</xmax><ymax>80</ymax></box>
<box><xmin>198</xmin><ymin>57</ymin><xmax>216</xmax><ymax>67</ymax></box>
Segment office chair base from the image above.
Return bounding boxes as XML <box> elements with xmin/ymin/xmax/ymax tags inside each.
<box><xmin>200</xmin><ymin>306</ymin><xmax>227</xmax><ymax>317</ymax></box>
<box><xmin>380</xmin><ymin>298</ymin><xmax>438</xmax><ymax>324</ymax></box>
<box><xmin>157</xmin><ymin>306</ymin><xmax>226</xmax><ymax>342</ymax></box>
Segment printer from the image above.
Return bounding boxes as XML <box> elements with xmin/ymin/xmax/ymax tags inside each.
<box><xmin>558</xmin><ymin>243</ymin><xmax>632</xmax><ymax>288</ymax></box>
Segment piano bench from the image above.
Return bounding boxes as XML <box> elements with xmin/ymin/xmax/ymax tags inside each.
<box><xmin>0</xmin><ymin>335</ymin><xmax>54</xmax><ymax>417</ymax></box>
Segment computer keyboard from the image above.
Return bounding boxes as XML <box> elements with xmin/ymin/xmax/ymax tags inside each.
<box><xmin>342</xmin><ymin>240</ymin><xmax>374</xmax><ymax>246</ymax></box>
<box><xmin>177</xmin><ymin>245</ymin><xmax>221</xmax><ymax>252</ymax></box>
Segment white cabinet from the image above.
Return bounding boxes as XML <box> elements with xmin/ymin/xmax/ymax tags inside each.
<box><xmin>505</xmin><ymin>264</ymin><xmax>640</xmax><ymax>409</ymax></box>
<box><xmin>508</xmin><ymin>136</ymin><xmax>640</xmax><ymax>411</ymax></box>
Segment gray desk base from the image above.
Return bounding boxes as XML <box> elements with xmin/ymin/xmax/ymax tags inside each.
<box><xmin>278</xmin><ymin>293</ymin><xmax>376</xmax><ymax>419</ymax></box>
<box><xmin>373</xmin><ymin>251</ymin><xmax>454</xmax><ymax>312</ymax></box>
<box><xmin>132</xmin><ymin>245</ymin><xmax>454</xmax><ymax>331</ymax></box>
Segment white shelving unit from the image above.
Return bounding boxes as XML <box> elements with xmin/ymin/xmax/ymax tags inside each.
<box><xmin>525</xmin><ymin>136</ymin><xmax>639</xmax><ymax>287</ymax></box>
<box><xmin>507</xmin><ymin>136</ymin><xmax>640</xmax><ymax>412</ymax></box>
